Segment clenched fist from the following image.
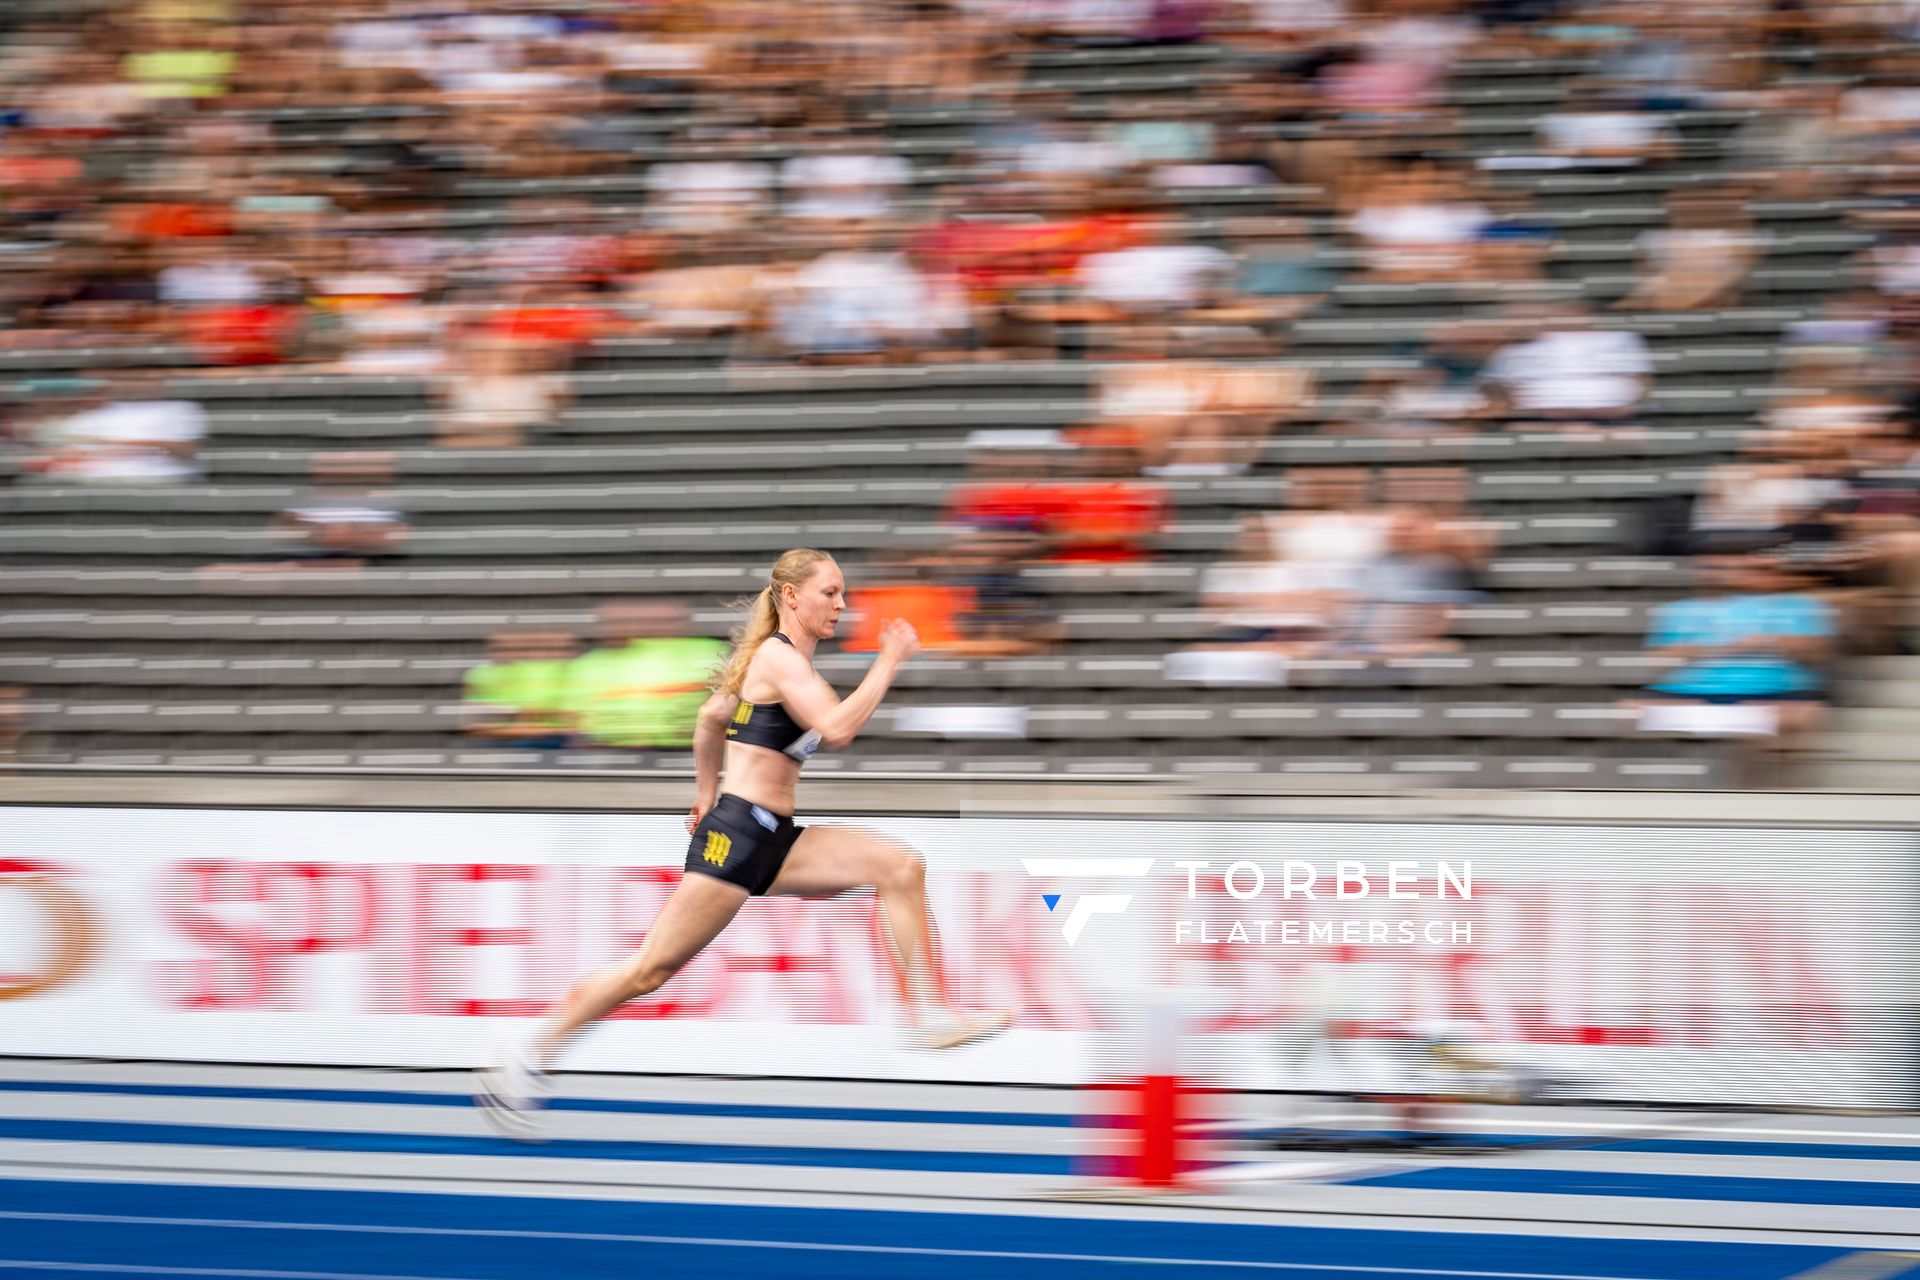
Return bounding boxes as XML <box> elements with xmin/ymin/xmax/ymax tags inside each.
<box><xmin>878</xmin><ymin>618</ymin><xmax>922</xmax><ymax>663</ymax></box>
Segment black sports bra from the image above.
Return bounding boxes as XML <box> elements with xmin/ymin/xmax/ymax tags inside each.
<box><xmin>725</xmin><ymin>632</ymin><xmax>824</xmax><ymax>763</ymax></box>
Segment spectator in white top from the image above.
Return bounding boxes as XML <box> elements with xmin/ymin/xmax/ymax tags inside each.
<box><xmin>1348</xmin><ymin>157</ymin><xmax>1490</xmax><ymax>280</ymax></box>
<box><xmin>780</xmin><ymin>141</ymin><xmax>911</xmax><ymax>223</ymax></box>
<box><xmin>333</xmin><ymin>8</ymin><xmax>436</xmax><ymax>76</ymax></box>
<box><xmin>1008</xmin><ymin>220</ymin><xmax>1238</xmax><ymax>355</ymax></box>
<box><xmin>1839</xmin><ymin>61</ymin><xmax>1920</xmax><ymax>151</ymax></box>
<box><xmin>329</xmin><ymin>292</ymin><xmax>446</xmax><ymax>378</ymax></box>
<box><xmin>156</xmin><ymin>239</ymin><xmax>269</xmax><ymax>307</ymax></box>
<box><xmin>1075</xmin><ymin>221</ymin><xmax>1235</xmax><ymax>316</ymax></box>
<box><xmin>1232</xmin><ymin>466</ymin><xmax>1395</xmax><ymax>652</ymax></box>
<box><xmin>1689</xmin><ymin>450</ymin><xmax>1843</xmax><ymax>556</ymax></box>
<box><xmin>1536</xmin><ymin>88</ymin><xmax>1678</xmax><ymax>168</ymax></box>
<box><xmin>1362</xmin><ymin>1</ymin><xmax>1479</xmax><ymax>71</ymax></box>
<box><xmin>1241</xmin><ymin>0</ymin><xmax>1350</xmax><ymax>44</ymax></box>
<box><xmin>1871</xmin><ymin>228</ymin><xmax>1920</xmax><ymax>300</ymax></box>
<box><xmin>272</xmin><ymin>450</ymin><xmax>410</xmax><ymax>566</ymax></box>
<box><xmin>24</xmin><ymin>371</ymin><xmax>206</xmax><ymax>484</ymax></box>
<box><xmin>445</xmin><ymin>9</ymin><xmax>565</xmax><ymax>49</ymax></box>
<box><xmin>775</xmin><ymin>233</ymin><xmax>968</xmax><ymax>361</ymax></box>
<box><xmin>645</xmin><ymin>160</ymin><xmax>775</xmax><ymax>233</ymax></box>
<box><xmin>27</xmin><ymin>50</ymin><xmax>147</xmax><ymax>132</ymax></box>
<box><xmin>604</xmin><ymin>14</ymin><xmax>721</xmax><ymax>88</ymax></box>
<box><xmin>1046</xmin><ymin>0</ymin><xmax>1154</xmax><ymax>41</ymax></box>
<box><xmin>1482</xmin><ymin>302</ymin><xmax>1654</xmax><ymax>425</ymax></box>
<box><xmin>1165</xmin><ymin>515</ymin><xmax>1323</xmax><ymax>685</ymax></box>
<box><xmin>1016</xmin><ymin>118</ymin><xmax>1129</xmax><ymax>184</ymax></box>
<box><xmin>435</xmin><ymin>334</ymin><xmax>571</xmax><ymax>448</ymax></box>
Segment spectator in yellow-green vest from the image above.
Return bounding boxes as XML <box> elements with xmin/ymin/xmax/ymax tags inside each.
<box><xmin>463</xmin><ymin>631</ymin><xmax>581</xmax><ymax>750</ymax></box>
<box><xmin>561</xmin><ymin>601</ymin><xmax>727</xmax><ymax>751</ymax></box>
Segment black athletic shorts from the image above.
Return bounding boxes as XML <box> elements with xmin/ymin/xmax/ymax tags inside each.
<box><xmin>683</xmin><ymin>794</ymin><xmax>804</xmax><ymax>896</ymax></box>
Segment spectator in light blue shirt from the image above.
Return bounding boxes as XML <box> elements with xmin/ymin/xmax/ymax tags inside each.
<box><xmin>1636</xmin><ymin>553</ymin><xmax>1837</xmax><ymax>779</ymax></box>
<box><xmin>1647</xmin><ymin>556</ymin><xmax>1834</xmax><ymax>701</ymax></box>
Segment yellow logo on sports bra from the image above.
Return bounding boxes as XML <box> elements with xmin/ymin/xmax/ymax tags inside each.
<box><xmin>728</xmin><ymin>701</ymin><xmax>754</xmax><ymax>736</ymax></box>
<box><xmin>703</xmin><ymin>831</ymin><xmax>731</xmax><ymax>867</ymax></box>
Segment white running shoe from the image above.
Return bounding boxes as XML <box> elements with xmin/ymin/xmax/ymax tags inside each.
<box><xmin>912</xmin><ymin>1009</ymin><xmax>1014</xmax><ymax>1051</ymax></box>
<box><xmin>475</xmin><ymin>1039</ymin><xmax>552</xmax><ymax>1141</ymax></box>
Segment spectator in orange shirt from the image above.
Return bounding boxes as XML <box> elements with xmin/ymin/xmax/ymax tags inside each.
<box><xmin>943</xmin><ymin>432</ymin><xmax>1064</xmax><ymax>538</ymax></box>
<box><xmin>114</xmin><ymin>200</ymin><xmax>233</xmax><ymax>242</ymax></box>
<box><xmin>1048</xmin><ymin>440</ymin><xmax>1166</xmax><ymax>564</ymax></box>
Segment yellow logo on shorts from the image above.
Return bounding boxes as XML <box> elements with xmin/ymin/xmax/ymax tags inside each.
<box><xmin>703</xmin><ymin>831</ymin><xmax>731</xmax><ymax>867</ymax></box>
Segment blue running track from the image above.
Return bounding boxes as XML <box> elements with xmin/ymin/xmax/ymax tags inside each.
<box><xmin>0</xmin><ymin>1179</ymin><xmax>1868</xmax><ymax>1280</ymax></box>
<box><xmin>0</xmin><ymin>1065</ymin><xmax>1915</xmax><ymax>1280</ymax></box>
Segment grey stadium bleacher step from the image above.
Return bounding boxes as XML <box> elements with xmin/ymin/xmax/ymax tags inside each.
<box><xmin>198</xmin><ymin>440</ymin><xmax>975</xmax><ymax>478</ymax></box>
<box><xmin>0</xmin><ymin>467</ymin><xmax>1716</xmax><ymax>520</ymax></box>
<box><xmin>0</xmin><ymin>598</ymin><xmax>1660</xmax><ymax>644</ymax></box>
<box><xmin>0</xmin><ymin>649</ymin><xmax>1683</xmax><ymax>696</ymax></box>
<box><xmin>0</xmin><ymin>556</ymin><xmax>1689</xmax><ymax>600</ymax></box>
<box><xmin>179</xmin><ymin>425</ymin><xmax>1759</xmax><ymax>482</ymax></box>
<box><xmin>25</xmin><ymin>746</ymin><xmax>1728</xmax><ymax>790</ymax></box>
<box><xmin>0</xmin><ymin>509</ymin><xmax>1647</xmax><ymax>561</ymax></box>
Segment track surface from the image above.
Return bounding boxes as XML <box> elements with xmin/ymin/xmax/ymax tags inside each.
<box><xmin>0</xmin><ymin>1061</ymin><xmax>1914</xmax><ymax>1280</ymax></box>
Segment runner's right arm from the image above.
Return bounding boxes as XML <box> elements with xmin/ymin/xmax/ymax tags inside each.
<box><xmin>688</xmin><ymin>690</ymin><xmax>738</xmax><ymax>831</ymax></box>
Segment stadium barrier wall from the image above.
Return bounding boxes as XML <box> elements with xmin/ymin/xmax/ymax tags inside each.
<box><xmin>2</xmin><ymin>790</ymin><xmax>1916</xmax><ymax>1109</ymax></box>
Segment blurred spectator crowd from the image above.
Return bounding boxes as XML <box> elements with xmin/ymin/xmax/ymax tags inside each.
<box><xmin>8</xmin><ymin>0</ymin><xmax>1917</xmax><ymax>385</ymax></box>
<box><xmin>1</xmin><ymin>0</ymin><xmax>1919</xmax><ymax>778</ymax></box>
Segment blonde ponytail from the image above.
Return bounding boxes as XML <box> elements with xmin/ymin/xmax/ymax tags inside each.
<box><xmin>714</xmin><ymin>547</ymin><xmax>833</xmax><ymax>696</ymax></box>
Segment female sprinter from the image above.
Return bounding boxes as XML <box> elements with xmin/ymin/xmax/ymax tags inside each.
<box><xmin>478</xmin><ymin>548</ymin><xmax>1009</xmax><ymax>1136</ymax></box>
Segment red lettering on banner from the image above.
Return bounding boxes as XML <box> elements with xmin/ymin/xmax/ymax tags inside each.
<box><xmin>0</xmin><ymin>859</ymin><xmax>70</xmax><ymax>875</ymax></box>
<box><xmin>715</xmin><ymin>898</ymin><xmax>859</xmax><ymax>1024</ymax></box>
<box><xmin>163</xmin><ymin>860</ymin><xmax>268</xmax><ymax>1009</ymax></box>
<box><xmin>465</xmin><ymin>863</ymin><xmax>540</xmax><ymax>1019</ymax></box>
<box><xmin>1180</xmin><ymin>878</ymin><xmax>1292</xmax><ymax>1034</ymax></box>
<box><xmin>1727</xmin><ymin>891</ymin><xmax>1850</xmax><ymax>1047</ymax></box>
<box><xmin>605</xmin><ymin>867</ymin><xmax>727</xmax><ymax>1021</ymax></box>
<box><xmin>1290</xmin><ymin>880</ymin><xmax>1853</xmax><ymax>1051</ymax></box>
<box><xmin>410</xmin><ymin>864</ymin><xmax>539</xmax><ymax>1018</ymax></box>
<box><xmin>959</xmin><ymin>871</ymin><xmax>1085</xmax><ymax>1030</ymax></box>
<box><xmin>287</xmin><ymin>863</ymin><xmax>380</xmax><ymax>957</ymax></box>
<box><xmin>160</xmin><ymin>861</ymin><xmax>375</xmax><ymax>1010</ymax></box>
<box><xmin>1454</xmin><ymin>880</ymin><xmax>1527</xmax><ymax>1042</ymax></box>
<box><xmin>137</xmin><ymin>856</ymin><xmax>1860</xmax><ymax>1059</ymax></box>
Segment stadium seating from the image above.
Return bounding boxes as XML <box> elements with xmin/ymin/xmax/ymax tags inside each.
<box><xmin>0</xmin><ymin>33</ymin><xmax>1901</xmax><ymax>788</ymax></box>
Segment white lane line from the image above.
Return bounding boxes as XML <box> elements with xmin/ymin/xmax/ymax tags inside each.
<box><xmin>0</xmin><ymin>1213</ymin><xmax>1688</xmax><ymax>1279</ymax></box>
<box><xmin>1433</xmin><ymin>1121</ymin><xmax>1920</xmax><ymax>1145</ymax></box>
<box><xmin>6</xmin><ymin>1165</ymin><xmax>1915</xmax><ymax>1251</ymax></box>
<box><xmin>12</xmin><ymin>1077</ymin><xmax>1908</xmax><ymax>1146</ymax></box>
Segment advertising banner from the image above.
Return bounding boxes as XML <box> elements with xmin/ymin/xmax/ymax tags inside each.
<box><xmin>2</xmin><ymin>805</ymin><xmax>1912</xmax><ymax>1108</ymax></box>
